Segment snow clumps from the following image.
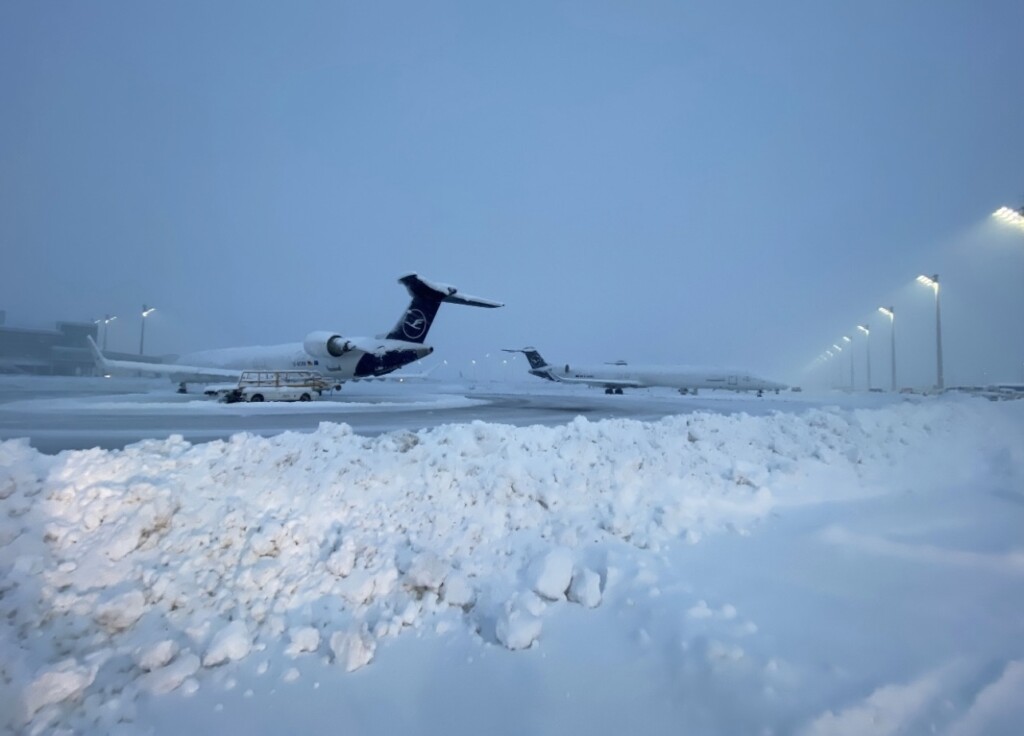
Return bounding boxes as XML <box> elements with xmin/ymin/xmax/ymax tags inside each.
<box><xmin>2</xmin><ymin>399</ymin><xmax>1021</xmax><ymax>734</ymax></box>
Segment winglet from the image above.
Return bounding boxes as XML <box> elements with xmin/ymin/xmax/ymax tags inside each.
<box><xmin>86</xmin><ymin>335</ymin><xmax>109</xmax><ymax>371</ymax></box>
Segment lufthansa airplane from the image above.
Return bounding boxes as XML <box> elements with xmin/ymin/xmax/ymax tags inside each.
<box><xmin>503</xmin><ymin>347</ymin><xmax>787</xmax><ymax>396</ymax></box>
<box><xmin>89</xmin><ymin>273</ymin><xmax>503</xmax><ymax>391</ymax></box>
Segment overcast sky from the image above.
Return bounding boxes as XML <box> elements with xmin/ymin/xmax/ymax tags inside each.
<box><xmin>2</xmin><ymin>1</ymin><xmax>1023</xmax><ymax>387</ymax></box>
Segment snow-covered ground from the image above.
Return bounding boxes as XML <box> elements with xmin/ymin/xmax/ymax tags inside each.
<box><xmin>2</xmin><ymin>391</ymin><xmax>1023</xmax><ymax>735</ymax></box>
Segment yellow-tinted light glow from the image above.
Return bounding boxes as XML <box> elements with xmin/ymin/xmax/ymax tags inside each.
<box><xmin>857</xmin><ymin>325</ymin><xmax>869</xmax><ymax>336</ymax></box>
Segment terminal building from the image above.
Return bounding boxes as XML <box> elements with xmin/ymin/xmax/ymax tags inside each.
<box><xmin>0</xmin><ymin>310</ymin><xmax>99</xmax><ymax>375</ymax></box>
<box><xmin>0</xmin><ymin>311</ymin><xmax>162</xmax><ymax>375</ymax></box>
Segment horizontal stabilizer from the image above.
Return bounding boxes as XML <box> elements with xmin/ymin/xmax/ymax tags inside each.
<box><xmin>398</xmin><ymin>273</ymin><xmax>504</xmax><ymax>308</ymax></box>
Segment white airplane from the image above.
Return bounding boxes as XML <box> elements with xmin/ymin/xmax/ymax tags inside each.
<box><xmin>88</xmin><ymin>273</ymin><xmax>503</xmax><ymax>392</ymax></box>
<box><xmin>503</xmin><ymin>347</ymin><xmax>787</xmax><ymax>396</ymax></box>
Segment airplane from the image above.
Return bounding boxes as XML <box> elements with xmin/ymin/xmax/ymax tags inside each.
<box><xmin>87</xmin><ymin>273</ymin><xmax>503</xmax><ymax>392</ymax></box>
<box><xmin>502</xmin><ymin>347</ymin><xmax>787</xmax><ymax>396</ymax></box>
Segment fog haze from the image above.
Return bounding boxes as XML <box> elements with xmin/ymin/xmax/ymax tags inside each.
<box><xmin>2</xmin><ymin>1</ymin><xmax>1023</xmax><ymax>386</ymax></box>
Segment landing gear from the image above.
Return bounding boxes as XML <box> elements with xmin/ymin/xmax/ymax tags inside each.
<box><xmin>177</xmin><ymin>382</ymin><xmax>188</xmax><ymax>394</ymax></box>
<box><xmin>757</xmin><ymin>389</ymin><xmax>764</xmax><ymax>397</ymax></box>
<box><xmin>605</xmin><ymin>387</ymin><xmax>624</xmax><ymax>395</ymax></box>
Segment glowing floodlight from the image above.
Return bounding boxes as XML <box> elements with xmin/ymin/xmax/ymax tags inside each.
<box><xmin>878</xmin><ymin>306</ymin><xmax>894</xmax><ymax>320</ymax></box>
<box><xmin>993</xmin><ymin>205</ymin><xmax>1024</xmax><ymax>232</ymax></box>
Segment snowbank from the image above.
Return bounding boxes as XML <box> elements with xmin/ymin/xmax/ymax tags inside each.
<box><xmin>1</xmin><ymin>398</ymin><xmax>1022</xmax><ymax>733</ymax></box>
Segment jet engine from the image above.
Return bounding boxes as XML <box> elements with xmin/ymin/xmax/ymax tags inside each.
<box><xmin>303</xmin><ymin>331</ymin><xmax>356</xmax><ymax>359</ymax></box>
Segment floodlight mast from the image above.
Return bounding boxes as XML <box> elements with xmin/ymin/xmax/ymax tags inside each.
<box><xmin>140</xmin><ymin>305</ymin><xmax>156</xmax><ymax>355</ymax></box>
<box><xmin>830</xmin><ymin>344</ymin><xmax>843</xmax><ymax>388</ymax></box>
<box><xmin>916</xmin><ymin>274</ymin><xmax>943</xmax><ymax>390</ymax></box>
<box><xmin>99</xmin><ymin>314</ymin><xmax>117</xmax><ymax>351</ymax></box>
<box><xmin>841</xmin><ymin>336</ymin><xmax>853</xmax><ymax>389</ymax></box>
<box><xmin>857</xmin><ymin>324</ymin><xmax>871</xmax><ymax>390</ymax></box>
<box><xmin>878</xmin><ymin>307</ymin><xmax>896</xmax><ymax>391</ymax></box>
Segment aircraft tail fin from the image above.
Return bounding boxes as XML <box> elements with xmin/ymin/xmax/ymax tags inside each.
<box><xmin>502</xmin><ymin>347</ymin><xmax>558</xmax><ymax>381</ymax></box>
<box><xmin>385</xmin><ymin>273</ymin><xmax>503</xmax><ymax>343</ymax></box>
<box><xmin>502</xmin><ymin>347</ymin><xmax>550</xmax><ymax>370</ymax></box>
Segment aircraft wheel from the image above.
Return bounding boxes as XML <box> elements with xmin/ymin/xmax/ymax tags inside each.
<box><xmin>615</xmin><ymin>388</ymin><xmax>624</xmax><ymax>395</ymax></box>
<box><xmin>250</xmin><ymin>394</ymin><xmax>264</xmax><ymax>402</ymax></box>
<box><xmin>604</xmin><ymin>388</ymin><xmax>612</xmax><ymax>394</ymax></box>
<box><xmin>299</xmin><ymin>393</ymin><xmax>311</xmax><ymax>402</ymax></box>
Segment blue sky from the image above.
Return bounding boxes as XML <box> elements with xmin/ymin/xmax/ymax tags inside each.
<box><xmin>2</xmin><ymin>1</ymin><xmax>1023</xmax><ymax>386</ymax></box>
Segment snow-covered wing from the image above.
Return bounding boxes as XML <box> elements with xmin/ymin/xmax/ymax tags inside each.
<box><xmin>86</xmin><ymin>336</ymin><xmax>242</xmax><ymax>382</ymax></box>
<box><xmin>554</xmin><ymin>375</ymin><xmax>645</xmax><ymax>389</ymax></box>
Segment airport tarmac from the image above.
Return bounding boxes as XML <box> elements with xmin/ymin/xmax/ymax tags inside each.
<box><xmin>0</xmin><ymin>375</ymin><xmax>901</xmax><ymax>454</ymax></box>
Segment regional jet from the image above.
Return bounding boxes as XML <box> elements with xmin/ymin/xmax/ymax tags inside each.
<box><xmin>88</xmin><ymin>274</ymin><xmax>502</xmax><ymax>392</ymax></box>
<box><xmin>503</xmin><ymin>347</ymin><xmax>787</xmax><ymax>396</ymax></box>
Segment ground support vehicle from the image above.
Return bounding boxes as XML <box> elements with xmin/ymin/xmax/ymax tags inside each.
<box><xmin>221</xmin><ymin>370</ymin><xmax>331</xmax><ymax>403</ymax></box>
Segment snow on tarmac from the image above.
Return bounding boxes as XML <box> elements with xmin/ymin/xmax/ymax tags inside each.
<box><xmin>1</xmin><ymin>397</ymin><xmax>1023</xmax><ymax>734</ymax></box>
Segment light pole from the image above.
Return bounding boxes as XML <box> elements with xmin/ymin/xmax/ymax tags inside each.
<box><xmin>878</xmin><ymin>307</ymin><xmax>896</xmax><ymax>391</ymax></box>
<box><xmin>139</xmin><ymin>305</ymin><xmax>156</xmax><ymax>355</ymax></box>
<box><xmin>842</xmin><ymin>335</ymin><xmax>853</xmax><ymax>389</ymax></box>
<box><xmin>857</xmin><ymin>324</ymin><xmax>871</xmax><ymax>390</ymax></box>
<box><xmin>916</xmin><ymin>274</ymin><xmax>944</xmax><ymax>390</ymax></box>
<box><xmin>992</xmin><ymin>205</ymin><xmax>1024</xmax><ymax>232</ymax></box>
<box><xmin>100</xmin><ymin>314</ymin><xmax>117</xmax><ymax>351</ymax></box>
<box><xmin>831</xmin><ymin>344</ymin><xmax>844</xmax><ymax>389</ymax></box>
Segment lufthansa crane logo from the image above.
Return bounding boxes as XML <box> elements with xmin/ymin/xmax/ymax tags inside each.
<box><xmin>402</xmin><ymin>308</ymin><xmax>427</xmax><ymax>339</ymax></box>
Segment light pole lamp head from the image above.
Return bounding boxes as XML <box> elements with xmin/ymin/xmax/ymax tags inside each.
<box><xmin>842</xmin><ymin>335</ymin><xmax>851</xmax><ymax>343</ymax></box>
<box><xmin>916</xmin><ymin>274</ymin><xmax>939</xmax><ymax>292</ymax></box>
<box><xmin>878</xmin><ymin>306</ymin><xmax>894</xmax><ymax>320</ymax></box>
<box><xmin>832</xmin><ymin>344</ymin><xmax>843</xmax><ymax>352</ymax></box>
<box><xmin>857</xmin><ymin>324</ymin><xmax>869</xmax><ymax>336</ymax></box>
<box><xmin>142</xmin><ymin>305</ymin><xmax>156</xmax><ymax>318</ymax></box>
<box><xmin>993</xmin><ymin>205</ymin><xmax>1024</xmax><ymax>232</ymax></box>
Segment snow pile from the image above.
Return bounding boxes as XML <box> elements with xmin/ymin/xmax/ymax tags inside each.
<box><xmin>1</xmin><ymin>398</ymin><xmax>1022</xmax><ymax>733</ymax></box>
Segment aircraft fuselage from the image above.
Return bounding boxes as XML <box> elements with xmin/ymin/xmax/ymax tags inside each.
<box><xmin>178</xmin><ymin>340</ymin><xmax>432</xmax><ymax>382</ymax></box>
